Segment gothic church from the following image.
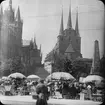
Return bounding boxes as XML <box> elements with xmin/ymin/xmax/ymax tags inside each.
<box><xmin>45</xmin><ymin>4</ymin><xmax>82</xmax><ymax>62</ymax></box>
<box><xmin>0</xmin><ymin>0</ymin><xmax>42</xmax><ymax>76</ymax></box>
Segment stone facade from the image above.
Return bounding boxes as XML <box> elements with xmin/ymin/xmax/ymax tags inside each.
<box><xmin>0</xmin><ymin>0</ymin><xmax>22</xmax><ymax>60</ymax></box>
<box><xmin>90</xmin><ymin>40</ymin><xmax>101</xmax><ymax>75</ymax></box>
<box><xmin>0</xmin><ymin>0</ymin><xmax>42</xmax><ymax>76</ymax></box>
<box><xmin>21</xmin><ymin>38</ymin><xmax>42</xmax><ymax>67</ymax></box>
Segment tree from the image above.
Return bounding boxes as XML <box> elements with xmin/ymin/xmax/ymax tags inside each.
<box><xmin>64</xmin><ymin>57</ymin><xmax>72</xmax><ymax>73</ymax></box>
<box><xmin>10</xmin><ymin>57</ymin><xmax>25</xmax><ymax>74</ymax></box>
<box><xmin>53</xmin><ymin>53</ymin><xmax>65</xmax><ymax>72</ymax></box>
<box><xmin>52</xmin><ymin>52</ymin><xmax>90</xmax><ymax>80</ymax></box>
<box><xmin>0</xmin><ymin>59</ymin><xmax>12</xmax><ymax>76</ymax></box>
<box><xmin>0</xmin><ymin>57</ymin><xmax>25</xmax><ymax>76</ymax></box>
<box><xmin>53</xmin><ymin>53</ymin><xmax>72</xmax><ymax>73</ymax></box>
<box><xmin>71</xmin><ymin>59</ymin><xmax>90</xmax><ymax>80</ymax></box>
<box><xmin>100</xmin><ymin>56</ymin><xmax>105</xmax><ymax>78</ymax></box>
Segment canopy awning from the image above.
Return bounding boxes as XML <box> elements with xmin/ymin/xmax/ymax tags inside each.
<box><xmin>46</xmin><ymin>72</ymin><xmax>75</xmax><ymax>81</ymax></box>
<box><xmin>8</xmin><ymin>72</ymin><xmax>26</xmax><ymax>79</ymax></box>
<box><xmin>27</xmin><ymin>75</ymin><xmax>40</xmax><ymax>79</ymax></box>
<box><xmin>83</xmin><ymin>75</ymin><xmax>104</xmax><ymax>83</ymax></box>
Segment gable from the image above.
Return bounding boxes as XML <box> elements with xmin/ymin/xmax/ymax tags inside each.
<box><xmin>65</xmin><ymin>43</ymin><xmax>75</xmax><ymax>53</ymax></box>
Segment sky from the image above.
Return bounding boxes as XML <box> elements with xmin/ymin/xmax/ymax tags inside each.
<box><xmin>1</xmin><ymin>0</ymin><xmax>105</xmax><ymax>63</ymax></box>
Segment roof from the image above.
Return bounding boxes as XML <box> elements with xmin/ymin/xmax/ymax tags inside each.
<box><xmin>44</xmin><ymin>50</ymin><xmax>55</xmax><ymax>62</ymax></box>
<box><xmin>76</xmin><ymin>58</ymin><xmax>92</xmax><ymax>62</ymax></box>
<box><xmin>35</xmin><ymin>67</ymin><xmax>50</xmax><ymax>79</ymax></box>
<box><xmin>65</xmin><ymin>42</ymin><xmax>75</xmax><ymax>53</ymax></box>
<box><xmin>22</xmin><ymin>40</ymin><xmax>30</xmax><ymax>46</ymax></box>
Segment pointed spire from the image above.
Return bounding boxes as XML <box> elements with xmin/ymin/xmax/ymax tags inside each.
<box><xmin>30</xmin><ymin>38</ymin><xmax>33</xmax><ymax>44</ymax></box>
<box><xmin>67</xmin><ymin>0</ymin><xmax>72</xmax><ymax>29</ymax></box>
<box><xmin>0</xmin><ymin>6</ymin><xmax>3</xmax><ymax>23</ymax></box>
<box><xmin>75</xmin><ymin>7</ymin><xmax>80</xmax><ymax>36</ymax></box>
<box><xmin>34</xmin><ymin>37</ymin><xmax>36</xmax><ymax>43</ymax></box>
<box><xmin>9</xmin><ymin>0</ymin><xmax>12</xmax><ymax>6</ymax></box>
<box><xmin>8</xmin><ymin>0</ymin><xmax>12</xmax><ymax>10</ymax></box>
<box><xmin>16</xmin><ymin>6</ymin><xmax>21</xmax><ymax>21</ymax></box>
<box><xmin>30</xmin><ymin>38</ymin><xmax>34</xmax><ymax>49</ymax></box>
<box><xmin>33</xmin><ymin>36</ymin><xmax>37</xmax><ymax>49</ymax></box>
<box><xmin>41</xmin><ymin>52</ymin><xmax>42</xmax><ymax>58</ymax></box>
<box><xmin>40</xmin><ymin>44</ymin><xmax>41</xmax><ymax>51</ymax></box>
<box><xmin>0</xmin><ymin>5</ymin><xmax>3</xmax><ymax>16</ymax></box>
<box><xmin>59</xmin><ymin>5</ymin><xmax>64</xmax><ymax>36</ymax></box>
<box><xmin>90</xmin><ymin>40</ymin><xmax>100</xmax><ymax>75</ymax></box>
<box><xmin>39</xmin><ymin>44</ymin><xmax>42</xmax><ymax>56</ymax></box>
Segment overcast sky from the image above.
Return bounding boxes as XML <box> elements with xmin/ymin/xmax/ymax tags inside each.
<box><xmin>1</xmin><ymin>0</ymin><xmax>105</xmax><ymax>63</ymax></box>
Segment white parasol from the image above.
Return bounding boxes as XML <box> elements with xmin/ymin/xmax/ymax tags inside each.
<box><xmin>8</xmin><ymin>72</ymin><xmax>26</xmax><ymax>79</ymax></box>
<box><xmin>46</xmin><ymin>72</ymin><xmax>75</xmax><ymax>81</ymax></box>
<box><xmin>27</xmin><ymin>75</ymin><xmax>40</xmax><ymax>79</ymax></box>
<box><xmin>83</xmin><ymin>75</ymin><xmax>104</xmax><ymax>83</ymax></box>
<box><xmin>2</xmin><ymin>76</ymin><xmax>9</xmax><ymax>80</ymax></box>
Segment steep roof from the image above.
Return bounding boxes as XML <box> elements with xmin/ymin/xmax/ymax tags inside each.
<box><xmin>35</xmin><ymin>67</ymin><xmax>50</xmax><ymax>79</ymax></box>
<box><xmin>65</xmin><ymin>42</ymin><xmax>75</xmax><ymax>53</ymax></box>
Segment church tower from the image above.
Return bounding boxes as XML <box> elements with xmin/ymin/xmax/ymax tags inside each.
<box><xmin>0</xmin><ymin>0</ymin><xmax>23</xmax><ymax>59</ymax></box>
<box><xmin>15</xmin><ymin>6</ymin><xmax>23</xmax><ymax>55</ymax></box>
<box><xmin>0</xmin><ymin>6</ymin><xmax>3</xmax><ymax>36</ymax></box>
<box><xmin>58</xmin><ymin>6</ymin><xmax>64</xmax><ymax>37</ymax></box>
<box><xmin>45</xmin><ymin>1</ymin><xmax>82</xmax><ymax>64</ymax></box>
<box><xmin>5</xmin><ymin>0</ymin><xmax>15</xmax><ymax>23</ymax></box>
<box><xmin>75</xmin><ymin>7</ymin><xmax>81</xmax><ymax>53</ymax></box>
<box><xmin>0</xmin><ymin>6</ymin><xmax>3</xmax><ymax>59</ymax></box>
<box><xmin>0</xmin><ymin>5</ymin><xmax>3</xmax><ymax>24</ymax></box>
<box><xmin>33</xmin><ymin>36</ymin><xmax>37</xmax><ymax>49</ymax></box>
<box><xmin>90</xmin><ymin>40</ymin><xmax>100</xmax><ymax>75</ymax></box>
<box><xmin>67</xmin><ymin>1</ymin><xmax>72</xmax><ymax>30</ymax></box>
<box><xmin>57</xmin><ymin>6</ymin><xmax>64</xmax><ymax>54</ymax></box>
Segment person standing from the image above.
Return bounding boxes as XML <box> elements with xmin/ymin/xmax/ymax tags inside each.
<box><xmin>87</xmin><ymin>85</ymin><xmax>92</xmax><ymax>100</ymax></box>
<box><xmin>36</xmin><ymin>79</ymin><xmax>49</xmax><ymax>105</ymax></box>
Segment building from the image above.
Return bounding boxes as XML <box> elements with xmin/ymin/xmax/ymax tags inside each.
<box><xmin>45</xmin><ymin>5</ymin><xmax>82</xmax><ymax>62</ymax></box>
<box><xmin>21</xmin><ymin>38</ymin><xmax>42</xmax><ymax>67</ymax></box>
<box><xmin>0</xmin><ymin>0</ymin><xmax>23</xmax><ymax>60</ymax></box>
<box><xmin>44</xmin><ymin>5</ymin><xmax>101</xmax><ymax>76</ymax></box>
<box><xmin>0</xmin><ymin>0</ymin><xmax>44</xmax><ymax>77</ymax></box>
<box><xmin>44</xmin><ymin>4</ymin><xmax>82</xmax><ymax>73</ymax></box>
<box><xmin>90</xmin><ymin>40</ymin><xmax>101</xmax><ymax>75</ymax></box>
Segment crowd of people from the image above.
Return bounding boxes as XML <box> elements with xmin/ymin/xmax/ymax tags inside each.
<box><xmin>47</xmin><ymin>80</ymin><xmax>104</xmax><ymax>101</ymax></box>
<box><xmin>0</xmin><ymin>77</ymin><xmax>104</xmax><ymax>103</ymax></box>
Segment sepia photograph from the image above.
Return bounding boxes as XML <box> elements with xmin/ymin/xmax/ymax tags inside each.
<box><xmin>0</xmin><ymin>0</ymin><xmax>105</xmax><ymax>105</ymax></box>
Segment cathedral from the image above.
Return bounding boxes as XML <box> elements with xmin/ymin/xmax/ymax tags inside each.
<box><xmin>0</xmin><ymin>0</ymin><xmax>42</xmax><ymax>76</ymax></box>
<box><xmin>44</xmin><ymin>4</ymin><xmax>102</xmax><ymax>76</ymax></box>
<box><xmin>22</xmin><ymin>37</ymin><xmax>42</xmax><ymax>67</ymax></box>
<box><xmin>0</xmin><ymin>0</ymin><xmax>22</xmax><ymax>59</ymax></box>
<box><xmin>45</xmin><ymin>4</ymin><xmax>82</xmax><ymax>63</ymax></box>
